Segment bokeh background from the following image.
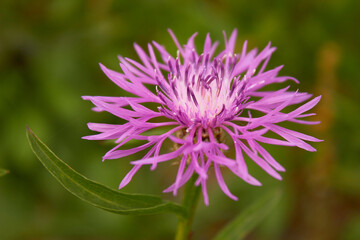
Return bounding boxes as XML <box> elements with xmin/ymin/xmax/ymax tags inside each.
<box><xmin>1</xmin><ymin>0</ymin><xmax>359</xmax><ymax>239</ymax></box>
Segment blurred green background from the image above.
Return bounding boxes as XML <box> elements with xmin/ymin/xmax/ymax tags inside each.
<box><xmin>1</xmin><ymin>0</ymin><xmax>359</xmax><ymax>239</ymax></box>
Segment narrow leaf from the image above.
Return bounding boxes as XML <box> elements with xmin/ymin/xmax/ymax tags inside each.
<box><xmin>214</xmin><ymin>189</ymin><xmax>282</xmax><ymax>240</ymax></box>
<box><xmin>0</xmin><ymin>168</ymin><xmax>9</xmax><ymax>177</ymax></box>
<box><xmin>26</xmin><ymin>127</ymin><xmax>186</xmax><ymax>217</ymax></box>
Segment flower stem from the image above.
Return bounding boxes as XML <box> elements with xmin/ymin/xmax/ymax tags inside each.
<box><xmin>175</xmin><ymin>175</ymin><xmax>201</xmax><ymax>240</ymax></box>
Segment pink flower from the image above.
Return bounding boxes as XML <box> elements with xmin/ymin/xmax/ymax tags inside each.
<box><xmin>83</xmin><ymin>30</ymin><xmax>321</xmax><ymax>205</ymax></box>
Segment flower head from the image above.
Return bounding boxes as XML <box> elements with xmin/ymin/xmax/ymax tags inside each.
<box><xmin>83</xmin><ymin>30</ymin><xmax>321</xmax><ymax>205</ymax></box>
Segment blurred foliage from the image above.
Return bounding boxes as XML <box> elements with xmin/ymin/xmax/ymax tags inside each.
<box><xmin>0</xmin><ymin>169</ymin><xmax>9</xmax><ymax>177</ymax></box>
<box><xmin>0</xmin><ymin>0</ymin><xmax>359</xmax><ymax>239</ymax></box>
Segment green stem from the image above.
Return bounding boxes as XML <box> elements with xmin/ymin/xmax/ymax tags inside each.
<box><xmin>174</xmin><ymin>175</ymin><xmax>201</xmax><ymax>240</ymax></box>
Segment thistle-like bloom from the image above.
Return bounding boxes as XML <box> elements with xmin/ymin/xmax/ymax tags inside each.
<box><xmin>83</xmin><ymin>30</ymin><xmax>321</xmax><ymax>205</ymax></box>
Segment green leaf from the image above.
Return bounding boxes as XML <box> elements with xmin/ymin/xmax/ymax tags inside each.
<box><xmin>214</xmin><ymin>189</ymin><xmax>282</xmax><ymax>240</ymax></box>
<box><xmin>0</xmin><ymin>168</ymin><xmax>9</xmax><ymax>177</ymax></box>
<box><xmin>26</xmin><ymin>127</ymin><xmax>187</xmax><ymax>217</ymax></box>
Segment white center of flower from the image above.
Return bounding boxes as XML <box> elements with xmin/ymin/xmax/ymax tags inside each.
<box><xmin>157</xmin><ymin>54</ymin><xmax>247</xmax><ymax>128</ymax></box>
